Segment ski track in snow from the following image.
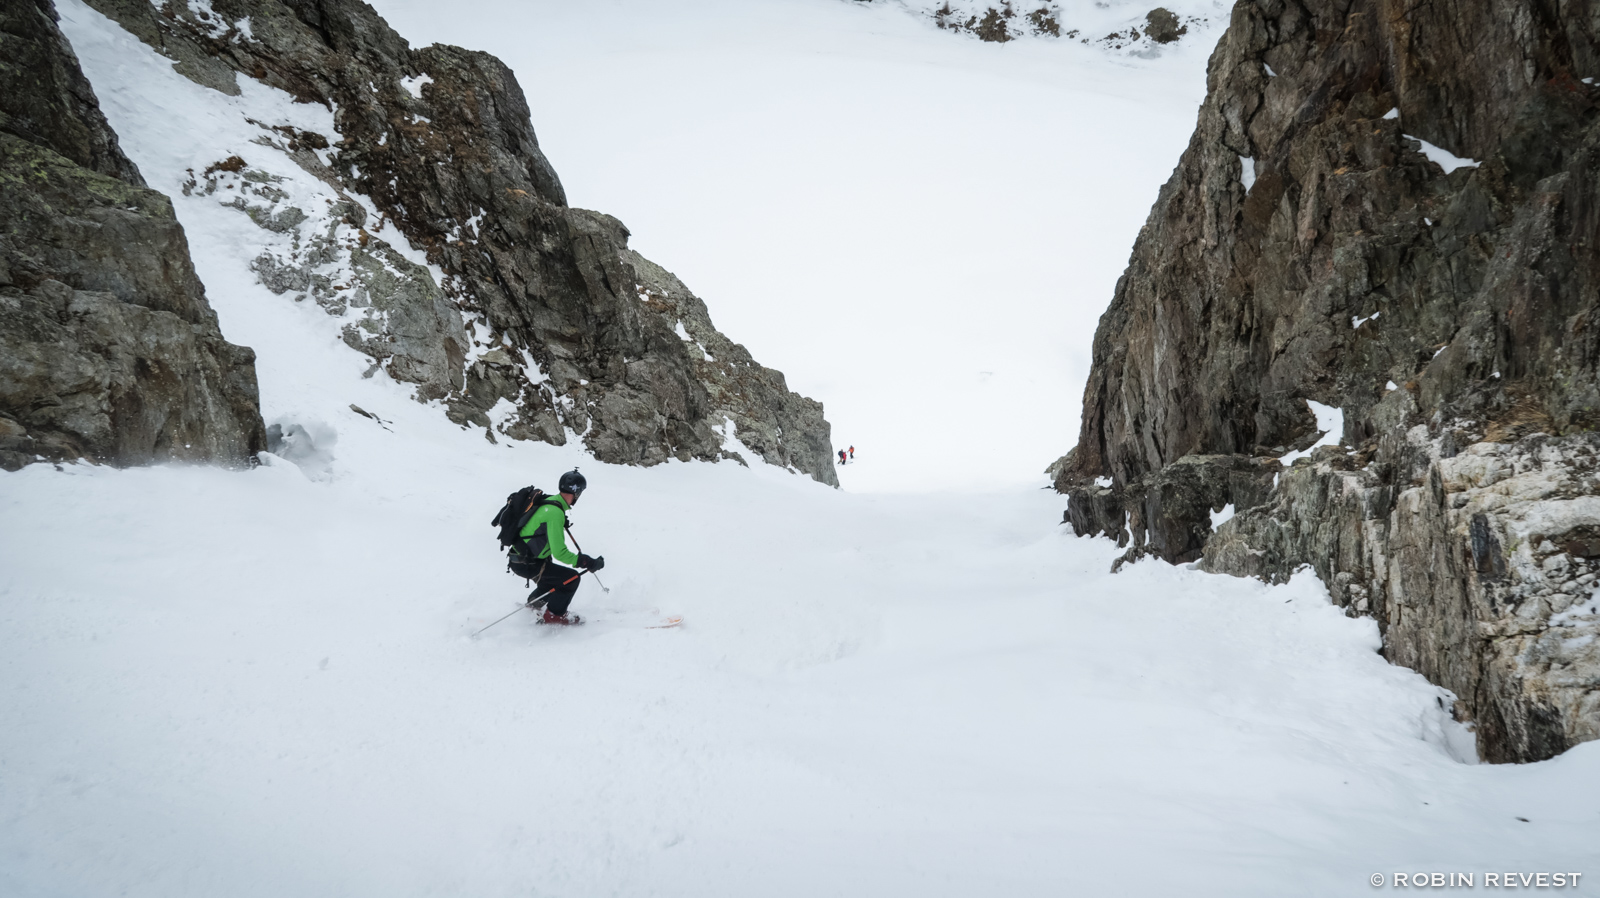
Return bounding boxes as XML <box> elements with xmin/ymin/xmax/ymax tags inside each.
<box><xmin>8</xmin><ymin>455</ymin><xmax>1599</xmax><ymax>897</ymax></box>
<box><xmin>3</xmin><ymin>1</ymin><xmax>1599</xmax><ymax>896</ymax></box>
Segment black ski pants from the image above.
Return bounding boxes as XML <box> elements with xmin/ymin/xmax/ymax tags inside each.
<box><xmin>511</xmin><ymin>556</ymin><xmax>583</xmax><ymax>615</ymax></box>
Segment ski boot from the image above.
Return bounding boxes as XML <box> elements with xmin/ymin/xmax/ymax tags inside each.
<box><xmin>541</xmin><ymin>610</ymin><xmax>582</xmax><ymax>626</ymax></box>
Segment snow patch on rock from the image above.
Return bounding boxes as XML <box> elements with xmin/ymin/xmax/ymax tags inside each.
<box><xmin>1405</xmin><ymin>134</ymin><xmax>1481</xmax><ymax>174</ymax></box>
<box><xmin>399</xmin><ymin>73</ymin><xmax>432</xmax><ymax>98</ymax></box>
<box><xmin>1280</xmin><ymin>401</ymin><xmax>1343</xmax><ymax>464</ymax></box>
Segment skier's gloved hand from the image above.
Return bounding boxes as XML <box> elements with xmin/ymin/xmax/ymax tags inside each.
<box><xmin>578</xmin><ymin>553</ymin><xmax>605</xmax><ymax>572</ymax></box>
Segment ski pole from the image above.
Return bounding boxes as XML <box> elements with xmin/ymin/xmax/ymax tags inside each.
<box><xmin>564</xmin><ymin>524</ymin><xmax>610</xmax><ymax>594</ymax></box>
<box><xmin>471</xmin><ymin>568</ymin><xmax>590</xmax><ymax>638</ymax></box>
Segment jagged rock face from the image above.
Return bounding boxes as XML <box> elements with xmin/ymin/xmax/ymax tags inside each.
<box><xmin>82</xmin><ymin>0</ymin><xmax>838</xmax><ymax>486</ymax></box>
<box><xmin>1067</xmin><ymin>453</ymin><xmax>1279</xmax><ymax>566</ymax></box>
<box><xmin>617</xmin><ymin>229</ymin><xmax>835</xmax><ymax>478</ymax></box>
<box><xmin>1056</xmin><ymin>0</ymin><xmax>1600</xmax><ymax>761</ymax></box>
<box><xmin>1205</xmin><ymin>431</ymin><xmax>1600</xmax><ymax>763</ymax></box>
<box><xmin>0</xmin><ymin>0</ymin><xmax>264</xmax><ymax>471</ymax></box>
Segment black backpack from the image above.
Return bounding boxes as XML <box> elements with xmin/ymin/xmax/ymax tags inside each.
<box><xmin>491</xmin><ymin>485</ymin><xmax>561</xmax><ymax>556</ymax></box>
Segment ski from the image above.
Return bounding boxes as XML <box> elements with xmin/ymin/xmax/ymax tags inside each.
<box><xmin>529</xmin><ymin>613</ymin><xmax>683</xmax><ymax>629</ymax></box>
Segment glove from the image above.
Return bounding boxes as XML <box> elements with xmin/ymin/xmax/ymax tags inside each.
<box><xmin>578</xmin><ymin>553</ymin><xmax>605</xmax><ymax>572</ymax></box>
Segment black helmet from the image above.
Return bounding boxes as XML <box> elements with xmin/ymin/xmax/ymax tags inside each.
<box><xmin>558</xmin><ymin>468</ymin><xmax>587</xmax><ymax>496</ymax></box>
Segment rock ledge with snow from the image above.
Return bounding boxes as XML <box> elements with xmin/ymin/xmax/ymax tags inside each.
<box><xmin>74</xmin><ymin>0</ymin><xmax>838</xmax><ymax>485</ymax></box>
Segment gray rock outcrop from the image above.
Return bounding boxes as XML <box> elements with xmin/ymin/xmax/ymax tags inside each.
<box><xmin>930</xmin><ymin>4</ymin><xmax>1068</xmax><ymax>42</ymax></box>
<box><xmin>1143</xmin><ymin>8</ymin><xmax>1187</xmax><ymax>44</ymax></box>
<box><xmin>80</xmin><ymin>0</ymin><xmax>838</xmax><ymax>485</ymax></box>
<box><xmin>1055</xmin><ymin>0</ymin><xmax>1600</xmax><ymax>762</ymax></box>
<box><xmin>920</xmin><ymin>2</ymin><xmax>1201</xmax><ymax>48</ymax></box>
<box><xmin>0</xmin><ymin>0</ymin><xmax>265</xmax><ymax>471</ymax></box>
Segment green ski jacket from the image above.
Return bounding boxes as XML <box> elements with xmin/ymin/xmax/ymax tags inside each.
<box><xmin>518</xmin><ymin>495</ymin><xmax>578</xmax><ymax>566</ymax></box>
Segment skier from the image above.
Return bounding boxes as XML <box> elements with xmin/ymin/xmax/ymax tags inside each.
<box><xmin>838</xmin><ymin>449</ymin><xmax>847</xmax><ymax>465</ymax></box>
<box><xmin>510</xmin><ymin>468</ymin><xmax>605</xmax><ymax>625</ymax></box>
<box><xmin>848</xmin><ymin>445</ymin><xmax>855</xmax><ymax>461</ymax></box>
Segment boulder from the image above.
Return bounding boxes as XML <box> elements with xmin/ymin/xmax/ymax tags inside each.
<box><xmin>1143</xmin><ymin>8</ymin><xmax>1186</xmax><ymax>45</ymax></box>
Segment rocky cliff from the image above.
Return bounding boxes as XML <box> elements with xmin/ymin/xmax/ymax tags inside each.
<box><xmin>78</xmin><ymin>0</ymin><xmax>838</xmax><ymax>486</ymax></box>
<box><xmin>0</xmin><ymin>0</ymin><xmax>265</xmax><ymax>471</ymax></box>
<box><xmin>1055</xmin><ymin>0</ymin><xmax>1600</xmax><ymax>762</ymax></box>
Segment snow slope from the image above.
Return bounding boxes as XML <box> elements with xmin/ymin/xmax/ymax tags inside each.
<box><xmin>3</xmin><ymin>1</ymin><xmax>1599</xmax><ymax>896</ymax></box>
<box><xmin>6</xmin><ymin>436</ymin><xmax>1598</xmax><ymax>897</ymax></box>
<box><xmin>365</xmin><ymin>0</ymin><xmax>1231</xmax><ymax>491</ymax></box>
<box><xmin>7</xmin><ymin>430</ymin><xmax>1599</xmax><ymax>896</ymax></box>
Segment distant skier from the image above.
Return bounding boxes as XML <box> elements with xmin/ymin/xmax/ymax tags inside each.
<box><xmin>838</xmin><ymin>449</ymin><xmax>847</xmax><ymax>465</ymax></box>
<box><xmin>509</xmin><ymin>468</ymin><xmax>605</xmax><ymax>625</ymax></box>
<box><xmin>848</xmin><ymin>445</ymin><xmax>855</xmax><ymax>461</ymax></box>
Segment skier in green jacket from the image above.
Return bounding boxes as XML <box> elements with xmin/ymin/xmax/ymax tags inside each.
<box><xmin>510</xmin><ymin>468</ymin><xmax>605</xmax><ymax>624</ymax></box>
